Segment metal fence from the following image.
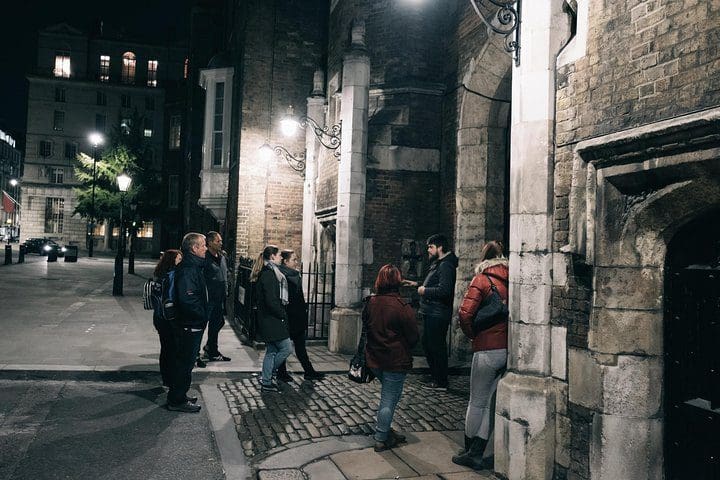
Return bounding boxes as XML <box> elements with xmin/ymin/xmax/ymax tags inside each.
<box><xmin>233</xmin><ymin>257</ymin><xmax>335</xmax><ymax>342</ymax></box>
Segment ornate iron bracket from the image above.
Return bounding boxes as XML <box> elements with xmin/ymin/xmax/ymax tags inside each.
<box><xmin>260</xmin><ymin>142</ymin><xmax>306</xmax><ymax>175</ymax></box>
<box><xmin>469</xmin><ymin>0</ymin><xmax>521</xmax><ymax>66</ymax></box>
<box><xmin>300</xmin><ymin>116</ymin><xmax>342</xmax><ymax>158</ymax></box>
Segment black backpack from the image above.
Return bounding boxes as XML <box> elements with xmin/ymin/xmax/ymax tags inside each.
<box><xmin>143</xmin><ymin>271</ymin><xmax>177</xmax><ymax>322</ymax></box>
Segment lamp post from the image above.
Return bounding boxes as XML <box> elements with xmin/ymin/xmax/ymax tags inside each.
<box><xmin>7</xmin><ymin>178</ymin><xmax>18</xmax><ymax>244</ymax></box>
<box><xmin>87</xmin><ymin>132</ymin><xmax>104</xmax><ymax>257</ymax></box>
<box><xmin>112</xmin><ymin>172</ymin><xmax>132</xmax><ymax>296</ymax></box>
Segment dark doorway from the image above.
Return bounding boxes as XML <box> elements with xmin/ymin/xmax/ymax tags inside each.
<box><xmin>664</xmin><ymin>210</ymin><xmax>720</xmax><ymax>479</ymax></box>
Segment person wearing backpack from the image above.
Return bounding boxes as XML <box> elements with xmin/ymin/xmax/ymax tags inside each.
<box><xmin>167</xmin><ymin>232</ymin><xmax>209</xmax><ymax>413</ymax></box>
<box><xmin>151</xmin><ymin>249</ymin><xmax>182</xmax><ymax>388</ymax></box>
<box><xmin>452</xmin><ymin>240</ymin><xmax>509</xmax><ymax>470</ymax></box>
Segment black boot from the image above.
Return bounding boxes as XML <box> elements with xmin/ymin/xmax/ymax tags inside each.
<box><xmin>452</xmin><ymin>437</ymin><xmax>487</xmax><ymax>470</ymax></box>
<box><xmin>457</xmin><ymin>435</ymin><xmax>474</xmax><ymax>455</ymax></box>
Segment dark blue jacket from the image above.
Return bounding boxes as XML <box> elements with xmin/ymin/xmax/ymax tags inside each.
<box><xmin>175</xmin><ymin>251</ymin><xmax>209</xmax><ymax>329</ymax></box>
<box><xmin>419</xmin><ymin>252</ymin><xmax>459</xmax><ymax>318</ymax></box>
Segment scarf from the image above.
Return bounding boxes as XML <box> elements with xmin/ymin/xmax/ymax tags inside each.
<box><xmin>266</xmin><ymin>260</ymin><xmax>289</xmax><ymax>305</ymax></box>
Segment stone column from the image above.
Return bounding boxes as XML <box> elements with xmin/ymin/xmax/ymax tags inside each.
<box><xmin>302</xmin><ymin>71</ymin><xmax>325</xmax><ymax>282</ymax></box>
<box><xmin>494</xmin><ymin>2</ymin><xmax>571</xmax><ymax>480</ymax></box>
<box><xmin>328</xmin><ymin>21</ymin><xmax>370</xmax><ymax>353</ymax></box>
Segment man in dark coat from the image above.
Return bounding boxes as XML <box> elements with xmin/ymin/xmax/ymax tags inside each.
<box><xmin>202</xmin><ymin>231</ymin><xmax>231</xmax><ymax>362</ymax></box>
<box><xmin>167</xmin><ymin>232</ymin><xmax>208</xmax><ymax>412</ymax></box>
<box><xmin>404</xmin><ymin>233</ymin><xmax>458</xmax><ymax>391</ymax></box>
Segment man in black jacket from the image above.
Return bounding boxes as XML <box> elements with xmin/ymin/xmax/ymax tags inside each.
<box><xmin>404</xmin><ymin>234</ymin><xmax>458</xmax><ymax>391</ymax></box>
<box><xmin>167</xmin><ymin>232</ymin><xmax>208</xmax><ymax>413</ymax></box>
<box><xmin>202</xmin><ymin>231</ymin><xmax>231</xmax><ymax>362</ymax></box>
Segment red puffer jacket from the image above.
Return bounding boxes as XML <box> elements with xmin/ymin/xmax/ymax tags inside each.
<box><xmin>458</xmin><ymin>258</ymin><xmax>509</xmax><ymax>352</ymax></box>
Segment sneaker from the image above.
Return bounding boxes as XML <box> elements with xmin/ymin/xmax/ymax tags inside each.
<box><xmin>207</xmin><ymin>353</ymin><xmax>231</xmax><ymax>362</ymax></box>
<box><xmin>196</xmin><ymin>357</ymin><xmax>207</xmax><ymax>368</ymax></box>
<box><xmin>420</xmin><ymin>381</ymin><xmax>447</xmax><ymax>392</ymax></box>
<box><xmin>186</xmin><ymin>395</ymin><xmax>198</xmax><ymax>404</ymax></box>
<box><xmin>277</xmin><ymin>372</ymin><xmax>293</xmax><ymax>383</ymax></box>
<box><xmin>261</xmin><ymin>382</ymin><xmax>280</xmax><ymax>393</ymax></box>
<box><xmin>304</xmin><ymin>371</ymin><xmax>325</xmax><ymax>381</ymax></box>
<box><xmin>389</xmin><ymin>429</ymin><xmax>407</xmax><ymax>444</ymax></box>
<box><xmin>167</xmin><ymin>401</ymin><xmax>201</xmax><ymax>413</ymax></box>
<box><xmin>374</xmin><ymin>434</ymin><xmax>399</xmax><ymax>452</ymax></box>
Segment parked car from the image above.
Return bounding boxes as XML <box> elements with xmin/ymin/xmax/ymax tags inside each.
<box><xmin>22</xmin><ymin>238</ymin><xmax>66</xmax><ymax>257</ymax></box>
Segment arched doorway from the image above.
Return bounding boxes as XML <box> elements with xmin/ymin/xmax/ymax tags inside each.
<box><xmin>664</xmin><ymin>210</ymin><xmax>720</xmax><ymax>479</ymax></box>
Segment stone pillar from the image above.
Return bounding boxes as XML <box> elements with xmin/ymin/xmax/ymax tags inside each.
<box><xmin>302</xmin><ymin>71</ymin><xmax>325</xmax><ymax>283</ymax></box>
<box><xmin>328</xmin><ymin>21</ymin><xmax>370</xmax><ymax>353</ymax></box>
<box><xmin>495</xmin><ymin>2</ymin><xmax>571</xmax><ymax>480</ymax></box>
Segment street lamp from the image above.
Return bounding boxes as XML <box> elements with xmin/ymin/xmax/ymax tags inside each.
<box><xmin>280</xmin><ymin>105</ymin><xmax>342</xmax><ymax>157</ymax></box>
<box><xmin>87</xmin><ymin>132</ymin><xmax>104</xmax><ymax>257</ymax></box>
<box><xmin>112</xmin><ymin>172</ymin><xmax>132</xmax><ymax>296</ymax></box>
<box><xmin>8</xmin><ymin>179</ymin><xmax>19</xmax><ymax>242</ymax></box>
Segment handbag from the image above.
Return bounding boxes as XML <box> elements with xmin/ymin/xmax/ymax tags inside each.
<box><xmin>348</xmin><ymin>298</ymin><xmax>376</xmax><ymax>384</ymax></box>
<box><xmin>472</xmin><ymin>274</ymin><xmax>509</xmax><ymax>333</ymax></box>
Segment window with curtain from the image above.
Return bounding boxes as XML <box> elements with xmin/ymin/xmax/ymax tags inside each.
<box><xmin>121</xmin><ymin>52</ymin><xmax>136</xmax><ymax>84</ymax></box>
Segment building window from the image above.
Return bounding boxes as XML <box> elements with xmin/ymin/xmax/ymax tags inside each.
<box><xmin>212</xmin><ymin>82</ymin><xmax>224</xmax><ymax>167</ymax></box>
<box><xmin>95</xmin><ymin>114</ymin><xmax>106</xmax><ymax>132</ymax></box>
<box><xmin>121</xmin><ymin>52</ymin><xmax>136</xmax><ymax>84</ymax></box>
<box><xmin>136</xmin><ymin>221</ymin><xmax>154</xmax><ymax>238</ymax></box>
<box><xmin>121</xmin><ymin>118</ymin><xmax>132</xmax><ymax>135</ymax></box>
<box><xmin>183</xmin><ymin>58</ymin><xmax>189</xmax><ymax>79</ymax></box>
<box><xmin>121</xmin><ymin>94</ymin><xmax>131</xmax><ymax>108</ymax></box>
<box><xmin>54</xmin><ymin>52</ymin><xmax>70</xmax><ymax>78</ymax></box>
<box><xmin>53</xmin><ymin>111</ymin><xmax>65</xmax><ymax>131</ymax></box>
<box><xmin>64</xmin><ymin>142</ymin><xmax>77</xmax><ymax>160</ymax></box>
<box><xmin>39</xmin><ymin>140</ymin><xmax>53</xmax><ymax>157</ymax></box>
<box><xmin>55</xmin><ymin>87</ymin><xmax>66</xmax><ymax>102</ymax></box>
<box><xmin>143</xmin><ymin>118</ymin><xmax>153</xmax><ymax>138</ymax></box>
<box><xmin>169</xmin><ymin>115</ymin><xmax>181</xmax><ymax>150</ymax></box>
<box><xmin>99</xmin><ymin>55</ymin><xmax>110</xmax><ymax>82</ymax></box>
<box><xmin>168</xmin><ymin>175</ymin><xmax>179</xmax><ymax>209</ymax></box>
<box><xmin>96</xmin><ymin>91</ymin><xmax>107</xmax><ymax>106</ymax></box>
<box><xmin>44</xmin><ymin>197</ymin><xmax>64</xmax><ymax>233</ymax></box>
<box><xmin>50</xmin><ymin>167</ymin><xmax>64</xmax><ymax>184</ymax></box>
<box><xmin>147</xmin><ymin>60</ymin><xmax>158</xmax><ymax>87</ymax></box>
<box><xmin>145</xmin><ymin>96</ymin><xmax>155</xmax><ymax>111</ymax></box>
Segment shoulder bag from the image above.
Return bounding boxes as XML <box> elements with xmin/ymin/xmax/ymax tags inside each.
<box><xmin>348</xmin><ymin>297</ymin><xmax>376</xmax><ymax>383</ymax></box>
<box><xmin>472</xmin><ymin>274</ymin><xmax>509</xmax><ymax>333</ymax></box>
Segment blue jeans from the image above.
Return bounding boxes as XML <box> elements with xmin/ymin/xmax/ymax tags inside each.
<box><xmin>371</xmin><ymin>369</ymin><xmax>407</xmax><ymax>442</ymax></box>
<box><xmin>261</xmin><ymin>338</ymin><xmax>293</xmax><ymax>385</ymax></box>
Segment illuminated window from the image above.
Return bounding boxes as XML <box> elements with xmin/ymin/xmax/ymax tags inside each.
<box><xmin>55</xmin><ymin>87</ymin><xmax>66</xmax><ymax>102</ymax></box>
<box><xmin>136</xmin><ymin>221</ymin><xmax>154</xmax><ymax>238</ymax></box>
<box><xmin>121</xmin><ymin>52</ymin><xmax>136</xmax><ymax>84</ymax></box>
<box><xmin>54</xmin><ymin>52</ymin><xmax>70</xmax><ymax>78</ymax></box>
<box><xmin>212</xmin><ymin>82</ymin><xmax>224</xmax><ymax>167</ymax></box>
<box><xmin>121</xmin><ymin>94</ymin><xmax>131</xmax><ymax>108</ymax></box>
<box><xmin>50</xmin><ymin>167</ymin><xmax>64</xmax><ymax>184</ymax></box>
<box><xmin>144</xmin><ymin>118</ymin><xmax>153</xmax><ymax>137</ymax></box>
<box><xmin>183</xmin><ymin>58</ymin><xmax>189</xmax><ymax>79</ymax></box>
<box><xmin>168</xmin><ymin>175</ymin><xmax>179</xmax><ymax>209</ymax></box>
<box><xmin>53</xmin><ymin>111</ymin><xmax>65</xmax><ymax>131</ymax></box>
<box><xmin>99</xmin><ymin>55</ymin><xmax>110</xmax><ymax>82</ymax></box>
<box><xmin>121</xmin><ymin>118</ymin><xmax>132</xmax><ymax>135</ymax></box>
<box><xmin>169</xmin><ymin>115</ymin><xmax>181</xmax><ymax>150</ymax></box>
<box><xmin>96</xmin><ymin>91</ymin><xmax>107</xmax><ymax>105</ymax></box>
<box><xmin>39</xmin><ymin>141</ymin><xmax>53</xmax><ymax>157</ymax></box>
<box><xmin>44</xmin><ymin>197</ymin><xmax>64</xmax><ymax>233</ymax></box>
<box><xmin>147</xmin><ymin>60</ymin><xmax>158</xmax><ymax>87</ymax></box>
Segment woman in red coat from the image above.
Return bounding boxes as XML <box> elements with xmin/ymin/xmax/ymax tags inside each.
<box><xmin>452</xmin><ymin>241</ymin><xmax>508</xmax><ymax>470</ymax></box>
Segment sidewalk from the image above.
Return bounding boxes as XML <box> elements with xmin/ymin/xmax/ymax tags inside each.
<box><xmin>0</xmin><ymin>255</ymin><xmax>494</xmax><ymax>479</ymax></box>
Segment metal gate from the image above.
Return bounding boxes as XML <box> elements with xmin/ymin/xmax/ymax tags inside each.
<box><xmin>233</xmin><ymin>257</ymin><xmax>334</xmax><ymax>342</ymax></box>
<box><xmin>664</xmin><ymin>214</ymin><xmax>720</xmax><ymax>479</ymax></box>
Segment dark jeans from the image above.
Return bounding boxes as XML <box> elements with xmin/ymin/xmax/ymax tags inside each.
<box><xmin>277</xmin><ymin>332</ymin><xmax>315</xmax><ymax>375</ymax></box>
<box><xmin>168</xmin><ymin>328</ymin><xmax>203</xmax><ymax>405</ymax></box>
<box><xmin>153</xmin><ymin>315</ymin><xmax>176</xmax><ymax>387</ymax></box>
<box><xmin>204</xmin><ymin>303</ymin><xmax>225</xmax><ymax>355</ymax></box>
<box><xmin>422</xmin><ymin>312</ymin><xmax>450</xmax><ymax>387</ymax></box>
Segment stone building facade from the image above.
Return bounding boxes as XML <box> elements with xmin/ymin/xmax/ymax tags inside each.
<box><xmin>193</xmin><ymin>1</ymin><xmax>719</xmax><ymax>478</ymax></box>
<box><xmin>22</xmin><ymin>23</ymin><xmax>188</xmax><ymax>252</ymax></box>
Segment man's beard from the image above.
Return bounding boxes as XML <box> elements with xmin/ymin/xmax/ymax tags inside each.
<box><xmin>428</xmin><ymin>252</ymin><xmax>439</xmax><ymax>262</ymax></box>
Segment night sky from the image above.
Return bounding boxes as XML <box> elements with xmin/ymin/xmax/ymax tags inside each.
<box><xmin>0</xmin><ymin>0</ymin><xmax>194</xmax><ymax>148</ymax></box>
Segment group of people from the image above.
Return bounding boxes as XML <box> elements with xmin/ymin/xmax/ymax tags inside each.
<box><xmin>250</xmin><ymin>245</ymin><xmax>325</xmax><ymax>392</ymax></box>
<box><xmin>361</xmin><ymin>234</ymin><xmax>508</xmax><ymax>470</ymax></box>
<box><xmin>151</xmin><ymin>231</ymin><xmax>232</xmax><ymax>413</ymax></box>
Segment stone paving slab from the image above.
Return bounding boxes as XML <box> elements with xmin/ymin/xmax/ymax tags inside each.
<box><xmin>302</xmin><ymin>458</ymin><xmax>346</xmax><ymax>479</ymax></box>
<box><xmin>258</xmin><ymin>435</ymin><xmax>374</xmax><ymax>469</ymax></box>
<box><xmin>332</xmin><ymin>448</ymin><xmax>418</xmax><ymax>479</ymax></box>
<box><xmin>391</xmin><ymin>431</ymin><xmax>471</xmax><ymax>475</ymax></box>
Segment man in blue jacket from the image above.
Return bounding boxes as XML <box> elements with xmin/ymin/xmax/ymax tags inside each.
<box><xmin>405</xmin><ymin>234</ymin><xmax>458</xmax><ymax>391</ymax></box>
<box><xmin>167</xmin><ymin>232</ymin><xmax>208</xmax><ymax>413</ymax></box>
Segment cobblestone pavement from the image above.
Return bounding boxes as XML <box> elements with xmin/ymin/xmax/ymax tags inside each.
<box><xmin>219</xmin><ymin>373</ymin><xmax>469</xmax><ymax>460</ymax></box>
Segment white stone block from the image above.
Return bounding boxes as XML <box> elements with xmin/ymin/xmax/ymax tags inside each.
<box><xmin>510</xmin><ymin>282</ymin><xmax>552</xmax><ymax>325</ymax></box>
<box><xmin>590</xmin><ymin>415</ymin><xmax>663</xmax><ymax>480</ymax></box>
<box><xmin>510</xmin><ymin>323</ymin><xmax>551</xmax><ymax>375</ymax></box>
<box><xmin>510</xmin><ymin>213</ymin><xmax>552</xmax><ymax>252</ymax></box>
<box><xmin>551</xmin><ymin>326</ymin><xmax>567</xmax><ymax>380</ymax></box>
<box><xmin>568</xmin><ymin>347</ymin><xmax>602</xmax><ymax>410</ymax></box>
<box><xmin>602</xmin><ymin>355</ymin><xmax>662</xmax><ymax>417</ymax></box>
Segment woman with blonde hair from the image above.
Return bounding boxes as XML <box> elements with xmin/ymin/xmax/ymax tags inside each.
<box><xmin>452</xmin><ymin>240</ymin><xmax>508</xmax><ymax>470</ymax></box>
<box><xmin>251</xmin><ymin>245</ymin><xmax>292</xmax><ymax>392</ymax></box>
